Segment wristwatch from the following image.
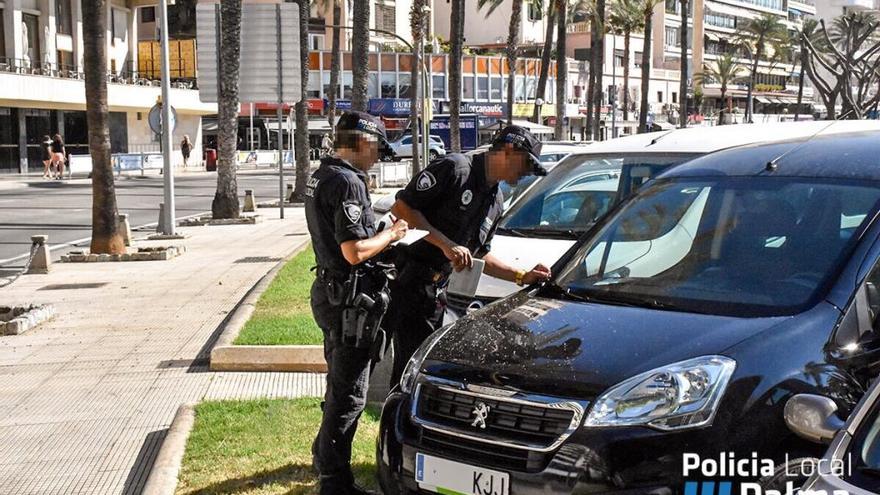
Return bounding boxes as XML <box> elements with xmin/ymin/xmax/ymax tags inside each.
<box><xmin>515</xmin><ymin>270</ymin><xmax>527</xmax><ymax>286</ymax></box>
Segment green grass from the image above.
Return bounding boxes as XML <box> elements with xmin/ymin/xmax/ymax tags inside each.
<box><xmin>175</xmin><ymin>398</ymin><xmax>380</xmax><ymax>495</ymax></box>
<box><xmin>234</xmin><ymin>246</ymin><xmax>323</xmax><ymax>346</ymax></box>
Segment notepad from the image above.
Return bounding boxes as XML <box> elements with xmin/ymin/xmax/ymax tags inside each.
<box><xmin>392</xmin><ymin>228</ymin><xmax>429</xmax><ymax>246</ymax></box>
<box><xmin>447</xmin><ymin>259</ymin><xmax>485</xmax><ymax>297</ymax></box>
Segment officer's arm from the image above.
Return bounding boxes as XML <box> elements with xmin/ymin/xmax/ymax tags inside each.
<box><xmin>483</xmin><ymin>253</ymin><xmax>552</xmax><ymax>286</ymax></box>
<box><xmin>391</xmin><ymin>199</ymin><xmax>457</xmax><ymax>255</ymax></box>
<box><xmin>339</xmin><ymin>226</ymin><xmax>405</xmax><ymax>266</ymax></box>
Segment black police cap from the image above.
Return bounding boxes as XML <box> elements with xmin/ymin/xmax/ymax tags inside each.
<box><xmin>490</xmin><ymin>125</ymin><xmax>546</xmax><ymax>176</ymax></box>
<box><xmin>336</xmin><ymin>111</ymin><xmax>388</xmax><ymax>145</ymax></box>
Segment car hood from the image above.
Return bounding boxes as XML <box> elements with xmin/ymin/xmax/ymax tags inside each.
<box><xmin>423</xmin><ymin>292</ymin><xmax>788</xmax><ymax>399</ymax></box>
<box><xmin>471</xmin><ymin>235</ymin><xmax>576</xmax><ymax>299</ymax></box>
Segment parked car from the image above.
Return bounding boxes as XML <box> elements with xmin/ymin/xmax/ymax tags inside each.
<box><xmin>385</xmin><ymin>134</ymin><xmax>447</xmax><ymax>161</ymax></box>
<box><xmin>378</xmin><ymin>125</ymin><xmax>880</xmax><ymax>495</ymax></box>
<box><xmin>446</xmin><ymin>121</ymin><xmax>880</xmax><ymax>316</ymax></box>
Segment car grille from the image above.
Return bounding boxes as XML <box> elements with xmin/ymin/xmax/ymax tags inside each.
<box><xmin>420</xmin><ymin>429</ymin><xmax>549</xmax><ymax>472</ymax></box>
<box><xmin>415</xmin><ymin>382</ymin><xmax>577</xmax><ymax>449</ymax></box>
<box><xmin>445</xmin><ymin>293</ymin><xmax>496</xmax><ymax>315</ymax></box>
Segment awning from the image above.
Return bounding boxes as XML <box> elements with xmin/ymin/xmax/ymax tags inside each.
<box><xmin>705</xmin><ymin>1</ymin><xmax>756</xmax><ymax>19</ymax></box>
<box><xmin>755</xmin><ymin>96</ymin><xmax>773</xmax><ymax>104</ymax></box>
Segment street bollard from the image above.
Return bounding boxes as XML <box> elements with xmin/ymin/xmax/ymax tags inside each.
<box><xmin>243</xmin><ymin>189</ymin><xmax>257</xmax><ymax>213</ymax></box>
<box><xmin>26</xmin><ymin>235</ymin><xmax>51</xmax><ymax>274</ymax></box>
<box><xmin>286</xmin><ymin>183</ymin><xmax>294</xmax><ymax>203</ymax></box>
<box><xmin>118</xmin><ymin>214</ymin><xmax>132</xmax><ymax>247</ymax></box>
<box><xmin>157</xmin><ymin>203</ymin><xmax>166</xmax><ymax>233</ymax></box>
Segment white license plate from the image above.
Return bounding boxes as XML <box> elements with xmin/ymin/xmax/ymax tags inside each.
<box><xmin>415</xmin><ymin>453</ymin><xmax>510</xmax><ymax>495</ymax></box>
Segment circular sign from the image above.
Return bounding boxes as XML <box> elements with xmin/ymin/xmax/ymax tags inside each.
<box><xmin>148</xmin><ymin>103</ymin><xmax>178</xmax><ymax>135</ymax></box>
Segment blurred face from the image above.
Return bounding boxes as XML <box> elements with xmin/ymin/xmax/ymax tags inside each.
<box><xmin>486</xmin><ymin>143</ymin><xmax>533</xmax><ymax>184</ymax></box>
<box><xmin>340</xmin><ymin>133</ymin><xmax>380</xmax><ymax>171</ymax></box>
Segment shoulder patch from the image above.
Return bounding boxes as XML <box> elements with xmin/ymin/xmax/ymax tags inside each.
<box><xmin>343</xmin><ymin>201</ymin><xmax>363</xmax><ymax>224</ymax></box>
<box><xmin>416</xmin><ymin>171</ymin><xmax>437</xmax><ymax>191</ymax></box>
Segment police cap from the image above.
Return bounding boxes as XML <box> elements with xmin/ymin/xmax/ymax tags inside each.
<box><xmin>490</xmin><ymin>125</ymin><xmax>547</xmax><ymax>176</ymax></box>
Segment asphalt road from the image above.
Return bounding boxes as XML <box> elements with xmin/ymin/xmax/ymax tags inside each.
<box><xmin>0</xmin><ymin>169</ymin><xmax>293</xmax><ymax>272</ymax></box>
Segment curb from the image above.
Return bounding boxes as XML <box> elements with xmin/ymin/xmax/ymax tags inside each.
<box><xmin>209</xmin><ymin>240</ymin><xmax>326</xmax><ymax>373</ymax></box>
<box><xmin>142</xmin><ymin>403</ymin><xmax>196</xmax><ymax>495</ymax></box>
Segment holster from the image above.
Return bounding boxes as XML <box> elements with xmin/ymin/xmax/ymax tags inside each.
<box><xmin>339</xmin><ymin>262</ymin><xmax>396</xmax><ymax>358</ymax></box>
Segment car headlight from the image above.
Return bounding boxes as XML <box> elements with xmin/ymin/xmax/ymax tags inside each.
<box><xmin>584</xmin><ymin>355</ymin><xmax>736</xmax><ymax>431</ymax></box>
<box><xmin>399</xmin><ymin>325</ymin><xmax>452</xmax><ymax>394</ymax></box>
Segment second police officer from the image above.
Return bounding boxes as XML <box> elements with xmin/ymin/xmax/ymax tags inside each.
<box><xmin>386</xmin><ymin>125</ymin><xmax>554</xmax><ymax>386</ymax></box>
<box><xmin>305</xmin><ymin>111</ymin><xmax>408</xmax><ymax>495</ymax></box>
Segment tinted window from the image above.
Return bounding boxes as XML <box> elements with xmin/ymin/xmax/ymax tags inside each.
<box><xmin>555</xmin><ymin>178</ymin><xmax>880</xmax><ymax>317</ymax></box>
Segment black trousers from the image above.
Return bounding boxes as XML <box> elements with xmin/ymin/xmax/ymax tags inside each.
<box><xmin>386</xmin><ymin>268</ymin><xmax>446</xmax><ymax>390</ymax></box>
<box><xmin>310</xmin><ymin>279</ymin><xmax>372</xmax><ymax>494</ymax></box>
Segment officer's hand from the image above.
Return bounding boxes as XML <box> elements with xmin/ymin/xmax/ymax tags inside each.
<box><xmin>443</xmin><ymin>244</ymin><xmax>473</xmax><ymax>271</ymax></box>
<box><xmin>388</xmin><ymin>219</ymin><xmax>409</xmax><ymax>242</ymax></box>
<box><xmin>523</xmin><ymin>264</ymin><xmax>552</xmax><ymax>285</ymax></box>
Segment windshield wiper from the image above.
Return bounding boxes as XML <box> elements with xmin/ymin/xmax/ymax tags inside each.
<box><xmin>541</xmin><ymin>282</ymin><xmax>593</xmax><ymax>303</ymax></box>
<box><xmin>495</xmin><ymin>227</ymin><xmax>529</xmax><ymax>238</ymax></box>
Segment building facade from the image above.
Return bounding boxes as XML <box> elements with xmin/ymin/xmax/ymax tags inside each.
<box><xmin>0</xmin><ymin>0</ymin><xmax>214</xmax><ymax>174</ymax></box>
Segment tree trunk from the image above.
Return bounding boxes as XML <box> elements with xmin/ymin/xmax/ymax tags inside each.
<box><xmin>83</xmin><ymin>0</ymin><xmax>124</xmax><ymax>254</ymax></box>
<box><xmin>410</xmin><ymin>0</ymin><xmax>424</xmax><ymax>174</ymax></box>
<box><xmin>679</xmin><ymin>0</ymin><xmax>689</xmax><ymax>128</ymax></box>
<box><xmin>638</xmin><ymin>5</ymin><xmax>652</xmax><ymax>133</ymax></box>
<box><xmin>592</xmin><ymin>0</ymin><xmax>606</xmax><ymax>139</ymax></box>
<box><xmin>449</xmin><ymin>0</ymin><xmax>464</xmax><ymax>152</ymax></box>
<box><xmin>745</xmin><ymin>37</ymin><xmax>763</xmax><ymax>124</ymax></box>
<box><xmin>720</xmin><ymin>84</ymin><xmax>727</xmax><ymax>124</ymax></box>
<box><xmin>506</xmin><ymin>0</ymin><xmax>523</xmax><ymax>125</ymax></box>
<box><xmin>351</xmin><ymin>0</ymin><xmax>370</xmax><ymax>111</ymax></box>
<box><xmin>212</xmin><ymin>0</ymin><xmax>242</xmax><ymax>219</ymax></box>
<box><xmin>327</xmin><ymin>2</ymin><xmax>341</xmax><ymax>141</ymax></box>
<box><xmin>555</xmin><ymin>0</ymin><xmax>567</xmax><ymax>140</ymax></box>
<box><xmin>622</xmin><ymin>31</ymin><xmax>631</xmax><ymax>121</ymax></box>
<box><xmin>292</xmin><ymin>0</ymin><xmax>310</xmax><ymax>202</ymax></box>
<box><xmin>535</xmin><ymin>5</ymin><xmax>557</xmax><ymax>124</ymax></box>
<box><xmin>585</xmin><ymin>15</ymin><xmax>598</xmax><ymax>139</ymax></box>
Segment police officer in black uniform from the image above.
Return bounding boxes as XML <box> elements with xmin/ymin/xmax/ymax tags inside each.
<box><xmin>386</xmin><ymin>125</ymin><xmax>553</xmax><ymax>387</ymax></box>
<box><xmin>306</xmin><ymin>111</ymin><xmax>408</xmax><ymax>495</ymax></box>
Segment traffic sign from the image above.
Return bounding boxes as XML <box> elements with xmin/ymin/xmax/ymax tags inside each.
<box><xmin>148</xmin><ymin>103</ymin><xmax>178</xmax><ymax>135</ymax></box>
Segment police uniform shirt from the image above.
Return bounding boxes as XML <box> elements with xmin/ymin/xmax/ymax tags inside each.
<box><xmin>396</xmin><ymin>152</ymin><xmax>503</xmax><ymax>269</ymax></box>
<box><xmin>304</xmin><ymin>157</ymin><xmax>376</xmax><ymax>278</ymax></box>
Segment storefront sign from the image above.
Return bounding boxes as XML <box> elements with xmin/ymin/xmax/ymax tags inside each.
<box><xmin>369</xmin><ymin>98</ymin><xmax>438</xmax><ymax>117</ymax></box>
<box><xmin>459</xmin><ymin>102</ymin><xmax>505</xmax><ymax>117</ymax></box>
<box><xmin>307</xmin><ymin>99</ymin><xmax>324</xmax><ymax>112</ymax></box>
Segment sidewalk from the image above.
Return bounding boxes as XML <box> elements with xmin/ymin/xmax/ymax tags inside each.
<box><xmin>0</xmin><ymin>207</ymin><xmax>323</xmax><ymax>495</ymax></box>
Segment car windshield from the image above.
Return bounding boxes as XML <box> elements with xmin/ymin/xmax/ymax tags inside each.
<box><xmin>497</xmin><ymin>153</ymin><xmax>693</xmax><ymax>238</ymax></box>
<box><xmin>554</xmin><ymin>177</ymin><xmax>880</xmax><ymax>317</ymax></box>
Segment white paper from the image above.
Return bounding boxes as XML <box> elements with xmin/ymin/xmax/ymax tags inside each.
<box><xmin>447</xmin><ymin>259</ymin><xmax>485</xmax><ymax>297</ymax></box>
<box><xmin>392</xmin><ymin>228</ymin><xmax>429</xmax><ymax>246</ymax></box>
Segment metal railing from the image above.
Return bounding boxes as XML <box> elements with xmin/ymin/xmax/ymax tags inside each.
<box><xmin>0</xmin><ymin>57</ymin><xmax>198</xmax><ymax>90</ymax></box>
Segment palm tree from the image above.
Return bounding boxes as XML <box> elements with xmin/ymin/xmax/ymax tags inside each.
<box><xmin>638</xmin><ymin>0</ymin><xmax>663</xmax><ymax>132</ymax></box>
<box><xmin>82</xmin><ymin>0</ymin><xmax>124</xmax><ymax>254</ymax></box>
<box><xmin>292</xmin><ymin>0</ymin><xmax>309</xmax><ymax>201</ymax></box>
<box><xmin>478</xmin><ymin>0</ymin><xmax>526</xmax><ymax>125</ymax></box>
<box><xmin>591</xmin><ymin>0</ymin><xmax>606</xmax><ymax>139</ymax></box>
<box><xmin>212</xmin><ymin>0</ymin><xmax>242</xmax><ymax>219</ymax></box>
<box><xmin>535</xmin><ymin>1</ymin><xmax>556</xmax><ymax>124</ymax></box>
<box><xmin>678</xmin><ymin>0</ymin><xmax>688</xmax><ymax>128</ymax></box>
<box><xmin>694</xmin><ymin>54</ymin><xmax>746</xmax><ymax>124</ymax></box>
<box><xmin>734</xmin><ymin>14</ymin><xmax>789</xmax><ymax>123</ymax></box>
<box><xmin>793</xmin><ymin>19</ymin><xmax>819</xmax><ymax>121</ymax></box>
<box><xmin>609</xmin><ymin>0</ymin><xmax>643</xmax><ymax>122</ymax></box>
<box><xmin>319</xmin><ymin>0</ymin><xmax>342</xmax><ymax>142</ymax></box>
<box><xmin>409</xmin><ymin>0</ymin><xmax>426</xmax><ymax>173</ymax></box>
<box><xmin>554</xmin><ymin>0</ymin><xmax>567</xmax><ymax>140</ymax></box>
<box><xmin>449</xmin><ymin>0</ymin><xmax>465</xmax><ymax>152</ymax></box>
<box><xmin>350</xmin><ymin>0</ymin><xmax>370</xmax><ymax>111</ymax></box>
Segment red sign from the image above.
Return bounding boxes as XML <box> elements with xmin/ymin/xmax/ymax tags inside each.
<box><xmin>307</xmin><ymin>99</ymin><xmax>324</xmax><ymax>112</ymax></box>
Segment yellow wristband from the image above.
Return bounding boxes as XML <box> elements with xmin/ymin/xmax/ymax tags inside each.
<box><xmin>515</xmin><ymin>270</ymin><xmax>526</xmax><ymax>286</ymax></box>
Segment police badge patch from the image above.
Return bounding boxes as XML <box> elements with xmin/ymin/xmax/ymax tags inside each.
<box><xmin>343</xmin><ymin>202</ymin><xmax>363</xmax><ymax>224</ymax></box>
<box><xmin>416</xmin><ymin>171</ymin><xmax>437</xmax><ymax>191</ymax></box>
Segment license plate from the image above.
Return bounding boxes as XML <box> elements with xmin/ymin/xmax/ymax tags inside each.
<box><xmin>415</xmin><ymin>453</ymin><xmax>510</xmax><ymax>495</ymax></box>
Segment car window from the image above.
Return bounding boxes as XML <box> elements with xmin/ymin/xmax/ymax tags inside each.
<box><xmin>540</xmin><ymin>190</ymin><xmax>617</xmax><ymax>228</ymax></box>
<box><xmin>555</xmin><ymin>178</ymin><xmax>880</xmax><ymax>317</ymax></box>
<box><xmin>841</xmin><ymin>398</ymin><xmax>880</xmax><ymax>491</ymax></box>
<box><xmin>401</xmin><ymin>137</ymin><xmax>411</xmax><ymax>145</ymax></box>
<box><xmin>539</xmin><ymin>153</ymin><xmax>569</xmax><ymax>164</ymax></box>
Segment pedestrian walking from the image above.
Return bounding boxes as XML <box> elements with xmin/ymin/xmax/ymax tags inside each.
<box><xmin>180</xmin><ymin>135</ymin><xmax>193</xmax><ymax>168</ymax></box>
<box><xmin>305</xmin><ymin>111</ymin><xmax>408</xmax><ymax>495</ymax></box>
<box><xmin>41</xmin><ymin>135</ymin><xmax>52</xmax><ymax>178</ymax></box>
<box><xmin>50</xmin><ymin>134</ymin><xmax>66</xmax><ymax>179</ymax></box>
<box><xmin>321</xmin><ymin>133</ymin><xmax>333</xmax><ymax>158</ymax></box>
<box><xmin>386</xmin><ymin>125</ymin><xmax>553</xmax><ymax>387</ymax></box>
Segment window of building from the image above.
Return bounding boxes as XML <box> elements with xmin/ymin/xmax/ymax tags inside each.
<box><xmin>342</xmin><ymin>71</ymin><xmax>353</xmax><ymax>100</ymax></box>
<box><xmin>111</xmin><ymin>8</ymin><xmax>128</xmax><ymax>47</ymax></box>
<box><xmin>490</xmin><ymin>77</ymin><xmax>503</xmax><ymax>100</ymax></box>
<box><xmin>666</xmin><ymin>0</ymin><xmax>679</xmax><ymax>14</ymax></box>
<box><xmin>368</xmin><ymin>72</ymin><xmax>379</xmax><ymax>98</ymax></box>
<box><xmin>526</xmin><ymin>76</ymin><xmax>537</xmax><ymax>100</ymax></box>
<box><xmin>528</xmin><ymin>2</ymin><xmax>542</xmax><ymax>21</ymax></box>
<box><xmin>321</xmin><ymin>72</ymin><xmax>335</xmax><ymax>99</ymax></box>
<box><xmin>477</xmin><ymin>76</ymin><xmax>489</xmax><ymax>100</ymax></box>
<box><xmin>515</xmin><ymin>76</ymin><xmax>525</xmax><ymax>101</ymax></box>
<box><xmin>634</xmin><ymin>51</ymin><xmax>643</xmax><ymax>68</ymax></box>
<box><xmin>57</xmin><ymin>50</ymin><xmax>73</xmax><ymax>70</ymax></box>
<box><xmin>665</xmin><ymin>26</ymin><xmax>680</xmax><ymax>49</ymax></box>
<box><xmin>55</xmin><ymin>0</ymin><xmax>73</xmax><ymax>35</ymax></box>
<box><xmin>375</xmin><ymin>4</ymin><xmax>396</xmax><ymax>32</ymax></box>
<box><xmin>308</xmin><ymin>70</ymin><xmax>321</xmax><ymax>98</ymax></box>
<box><xmin>614</xmin><ymin>49</ymin><xmax>625</xmax><ymax>68</ymax></box>
<box><xmin>0</xmin><ymin>10</ymin><xmax>5</xmax><ymax>59</ymax></box>
<box><xmin>309</xmin><ymin>34</ymin><xmax>325</xmax><ymax>51</ymax></box>
<box><xmin>22</xmin><ymin>14</ymin><xmax>40</xmax><ymax>65</ymax></box>
<box><xmin>141</xmin><ymin>6</ymin><xmax>156</xmax><ymax>23</ymax></box>
<box><xmin>672</xmin><ymin>92</ymin><xmax>678</xmax><ymax>103</ymax></box>
<box><xmin>705</xmin><ymin>11</ymin><xmax>736</xmax><ymax>28</ymax></box>
<box><xmin>398</xmin><ymin>73</ymin><xmax>412</xmax><ymax>98</ymax></box>
<box><xmin>381</xmin><ymin>72</ymin><xmax>396</xmax><ymax>98</ymax></box>
<box><xmin>433</xmin><ymin>74</ymin><xmax>446</xmax><ymax>99</ymax></box>
<box><xmin>657</xmin><ymin>91</ymin><xmax>664</xmax><ymax>103</ymax></box>
<box><xmin>463</xmin><ymin>75</ymin><xmax>475</xmax><ymax>100</ymax></box>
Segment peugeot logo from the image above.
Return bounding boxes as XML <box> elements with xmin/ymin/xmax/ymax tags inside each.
<box><xmin>471</xmin><ymin>402</ymin><xmax>491</xmax><ymax>429</ymax></box>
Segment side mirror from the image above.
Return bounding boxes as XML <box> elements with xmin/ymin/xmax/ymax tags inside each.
<box><xmin>784</xmin><ymin>394</ymin><xmax>845</xmax><ymax>445</ymax></box>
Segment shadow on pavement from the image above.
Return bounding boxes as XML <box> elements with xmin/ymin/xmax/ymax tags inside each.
<box><xmin>122</xmin><ymin>429</ymin><xmax>167</xmax><ymax>495</ymax></box>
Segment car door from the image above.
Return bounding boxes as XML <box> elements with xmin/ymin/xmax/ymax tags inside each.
<box><xmin>398</xmin><ymin>136</ymin><xmax>413</xmax><ymax>157</ymax></box>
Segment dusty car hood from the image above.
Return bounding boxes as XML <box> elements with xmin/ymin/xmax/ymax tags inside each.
<box><xmin>423</xmin><ymin>292</ymin><xmax>788</xmax><ymax>399</ymax></box>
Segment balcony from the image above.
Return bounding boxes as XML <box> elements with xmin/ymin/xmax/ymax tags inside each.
<box><xmin>0</xmin><ymin>57</ymin><xmax>197</xmax><ymax>90</ymax></box>
<box><xmin>567</xmin><ymin>21</ymin><xmax>591</xmax><ymax>34</ymax></box>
